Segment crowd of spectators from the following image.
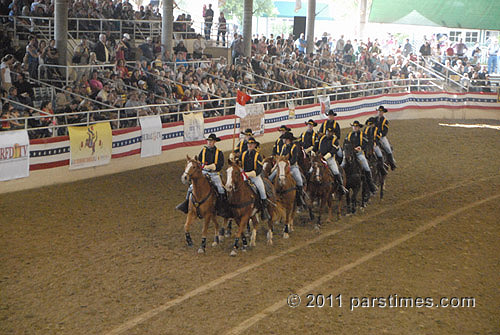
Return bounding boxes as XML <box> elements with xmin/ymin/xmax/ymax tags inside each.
<box><xmin>0</xmin><ymin>0</ymin><xmax>498</xmax><ymax>137</ymax></box>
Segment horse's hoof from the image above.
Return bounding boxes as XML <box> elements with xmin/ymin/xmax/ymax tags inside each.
<box><xmin>230</xmin><ymin>249</ymin><xmax>237</xmax><ymax>257</ymax></box>
<box><xmin>187</xmin><ymin>243</ymin><xmax>194</xmax><ymax>247</ymax></box>
<box><xmin>198</xmin><ymin>247</ymin><xmax>205</xmax><ymax>254</ymax></box>
<box><xmin>314</xmin><ymin>224</ymin><xmax>321</xmax><ymax>232</ymax></box>
<box><xmin>218</xmin><ymin>235</ymin><xmax>224</xmax><ymax>243</ymax></box>
<box><xmin>283</xmin><ymin>232</ymin><xmax>289</xmax><ymax>239</ymax></box>
<box><xmin>211</xmin><ymin>242</ymin><xmax>218</xmax><ymax>247</ymax></box>
<box><xmin>250</xmin><ymin>241</ymin><xmax>256</xmax><ymax>247</ymax></box>
<box><xmin>225</xmin><ymin>232</ymin><xmax>231</xmax><ymax>238</ymax></box>
<box><xmin>267</xmin><ymin>239</ymin><xmax>273</xmax><ymax>245</ymax></box>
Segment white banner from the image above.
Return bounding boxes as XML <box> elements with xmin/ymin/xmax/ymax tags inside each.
<box><xmin>318</xmin><ymin>95</ymin><xmax>330</xmax><ymax>119</ymax></box>
<box><xmin>139</xmin><ymin>115</ymin><xmax>162</xmax><ymax>158</ymax></box>
<box><xmin>240</xmin><ymin>104</ymin><xmax>265</xmax><ymax>137</ymax></box>
<box><xmin>0</xmin><ymin>130</ymin><xmax>30</xmax><ymax>181</ymax></box>
<box><xmin>183</xmin><ymin>112</ymin><xmax>205</xmax><ymax>142</ymax></box>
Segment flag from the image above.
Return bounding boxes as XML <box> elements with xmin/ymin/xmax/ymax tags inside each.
<box><xmin>295</xmin><ymin>0</ymin><xmax>301</xmax><ymax>12</ymax></box>
<box><xmin>235</xmin><ymin>90</ymin><xmax>251</xmax><ymax>118</ymax></box>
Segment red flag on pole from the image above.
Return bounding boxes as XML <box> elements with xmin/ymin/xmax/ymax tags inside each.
<box><xmin>235</xmin><ymin>90</ymin><xmax>251</xmax><ymax>118</ymax></box>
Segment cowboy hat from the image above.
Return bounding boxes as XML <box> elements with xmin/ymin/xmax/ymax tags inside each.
<box><xmin>377</xmin><ymin>105</ymin><xmax>387</xmax><ymax>112</ymax></box>
<box><xmin>241</xmin><ymin>128</ymin><xmax>253</xmax><ymax>136</ymax></box>
<box><xmin>351</xmin><ymin>120</ymin><xmax>364</xmax><ymax>128</ymax></box>
<box><xmin>327</xmin><ymin>110</ymin><xmax>337</xmax><ymax>116</ymax></box>
<box><xmin>206</xmin><ymin>133</ymin><xmax>221</xmax><ymax>142</ymax></box>
<box><xmin>305</xmin><ymin>119</ymin><xmax>317</xmax><ymax>126</ymax></box>
<box><xmin>365</xmin><ymin>117</ymin><xmax>376</xmax><ymax>125</ymax></box>
<box><xmin>278</xmin><ymin>125</ymin><xmax>292</xmax><ymax>132</ymax></box>
<box><xmin>280</xmin><ymin>131</ymin><xmax>297</xmax><ymax>141</ymax></box>
<box><xmin>247</xmin><ymin>137</ymin><xmax>260</xmax><ymax>145</ymax></box>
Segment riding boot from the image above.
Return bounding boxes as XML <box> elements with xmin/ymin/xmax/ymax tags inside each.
<box><xmin>260</xmin><ymin>199</ymin><xmax>271</xmax><ymax>221</ymax></box>
<box><xmin>364</xmin><ymin>170</ymin><xmax>377</xmax><ymax>194</ymax></box>
<box><xmin>175</xmin><ymin>198</ymin><xmax>189</xmax><ymax>214</ymax></box>
<box><xmin>378</xmin><ymin>157</ymin><xmax>388</xmax><ymax>175</ymax></box>
<box><xmin>387</xmin><ymin>153</ymin><xmax>397</xmax><ymax>170</ymax></box>
<box><xmin>334</xmin><ymin>174</ymin><xmax>348</xmax><ymax>195</ymax></box>
<box><xmin>217</xmin><ymin>193</ymin><xmax>232</xmax><ymax>218</ymax></box>
<box><xmin>295</xmin><ymin>186</ymin><xmax>306</xmax><ymax>207</ymax></box>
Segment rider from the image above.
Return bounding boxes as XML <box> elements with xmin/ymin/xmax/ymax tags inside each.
<box><xmin>341</xmin><ymin>120</ymin><xmax>377</xmax><ymax>194</ymax></box>
<box><xmin>364</xmin><ymin>117</ymin><xmax>388</xmax><ymax>176</ymax></box>
<box><xmin>272</xmin><ymin>131</ymin><xmax>306</xmax><ymax>207</ymax></box>
<box><xmin>234</xmin><ymin>128</ymin><xmax>253</xmax><ymax>157</ymax></box>
<box><xmin>316</xmin><ymin>127</ymin><xmax>348</xmax><ymax>195</ymax></box>
<box><xmin>176</xmin><ymin>133</ymin><xmax>231</xmax><ymax>218</ymax></box>
<box><xmin>374</xmin><ymin>106</ymin><xmax>396</xmax><ymax>170</ymax></box>
<box><xmin>300</xmin><ymin>119</ymin><xmax>318</xmax><ymax>156</ymax></box>
<box><xmin>241</xmin><ymin>137</ymin><xmax>271</xmax><ymax>220</ymax></box>
<box><xmin>318</xmin><ymin>110</ymin><xmax>343</xmax><ymax>162</ymax></box>
<box><xmin>272</xmin><ymin>125</ymin><xmax>291</xmax><ymax>156</ymax></box>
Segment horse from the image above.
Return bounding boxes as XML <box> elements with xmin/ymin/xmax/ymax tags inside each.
<box><xmin>365</xmin><ymin>143</ymin><xmax>387</xmax><ymax>201</ymax></box>
<box><xmin>342</xmin><ymin>143</ymin><xmax>364</xmax><ymax>214</ymax></box>
<box><xmin>262</xmin><ymin>156</ymin><xmax>275</xmax><ymax>178</ymax></box>
<box><xmin>274</xmin><ymin>155</ymin><xmax>297</xmax><ymax>238</ymax></box>
<box><xmin>307</xmin><ymin>154</ymin><xmax>339</xmax><ymax>228</ymax></box>
<box><xmin>225</xmin><ymin>160</ymin><xmax>284</xmax><ymax>255</ymax></box>
<box><xmin>180</xmin><ymin>155</ymin><xmax>224</xmax><ymax>253</ymax></box>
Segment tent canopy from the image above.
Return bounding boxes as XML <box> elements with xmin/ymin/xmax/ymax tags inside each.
<box><xmin>369</xmin><ymin>0</ymin><xmax>500</xmax><ymax>30</ymax></box>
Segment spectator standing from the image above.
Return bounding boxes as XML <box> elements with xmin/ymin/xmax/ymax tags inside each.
<box><xmin>73</xmin><ymin>38</ymin><xmax>90</xmax><ymax>65</ymax></box>
<box><xmin>0</xmin><ymin>54</ymin><xmax>14</xmax><ymax>91</ymax></box>
<box><xmin>419</xmin><ymin>41</ymin><xmax>431</xmax><ymax>57</ymax></box>
<box><xmin>217</xmin><ymin>12</ymin><xmax>227</xmax><ymax>46</ymax></box>
<box><xmin>139</xmin><ymin>37</ymin><xmax>154</xmax><ymax>62</ymax></box>
<box><xmin>402</xmin><ymin>38</ymin><xmax>412</xmax><ymax>57</ymax></box>
<box><xmin>25</xmin><ymin>36</ymin><xmax>40</xmax><ymax>79</ymax></box>
<box><xmin>295</xmin><ymin>33</ymin><xmax>306</xmax><ymax>55</ymax></box>
<box><xmin>336</xmin><ymin>35</ymin><xmax>345</xmax><ymax>55</ymax></box>
<box><xmin>203</xmin><ymin>4</ymin><xmax>214</xmax><ymax>40</ymax></box>
<box><xmin>94</xmin><ymin>34</ymin><xmax>110</xmax><ymax>63</ymax></box>
<box><xmin>454</xmin><ymin>38</ymin><xmax>468</xmax><ymax>59</ymax></box>
<box><xmin>487</xmin><ymin>39</ymin><xmax>499</xmax><ymax>74</ymax></box>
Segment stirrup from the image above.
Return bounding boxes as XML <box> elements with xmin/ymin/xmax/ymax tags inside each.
<box><xmin>175</xmin><ymin>199</ymin><xmax>189</xmax><ymax>214</ymax></box>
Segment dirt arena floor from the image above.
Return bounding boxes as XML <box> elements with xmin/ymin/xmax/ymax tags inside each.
<box><xmin>1</xmin><ymin>118</ymin><xmax>499</xmax><ymax>335</ymax></box>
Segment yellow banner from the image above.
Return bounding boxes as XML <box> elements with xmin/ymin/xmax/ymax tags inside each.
<box><xmin>68</xmin><ymin>123</ymin><xmax>112</xmax><ymax>170</ymax></box>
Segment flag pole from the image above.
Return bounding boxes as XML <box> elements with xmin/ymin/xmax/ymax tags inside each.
<box><xmin>232</xmin><ymin>115</ymin><xmax>237</xmax><ymax>151</ymax></box>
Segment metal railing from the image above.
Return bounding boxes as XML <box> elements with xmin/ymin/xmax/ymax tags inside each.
<box><xmin>4</xmin><ymin>15</ymin><xmax>234</xmax><ymax>45</ymax></box>
<box><xmin>0</xmin><ymin>78</ymin><xmax>444</xmax><ymax>136</ymax></box>
<box><xmin>425</xmin><ymin>57</ymin><xmax>471</xmax><ymax>91</ymax></box>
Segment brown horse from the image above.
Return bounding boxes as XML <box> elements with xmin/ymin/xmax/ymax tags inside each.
<box><xmin>274</xmin><ymin>156</ymin><xmax>297</xmax><ymax>238</ymax></box>
<box><xmin>307</xmin><ymin>154</ymin><xmax>343</xmax><ymax>227</ymax></box>
<box><xmin>225</xmin><ymin>160</ymin><xmax>284</xmax><ymax>255</ymax></box>
<box><xmin>181</xmin><ymin>155</ymin><xmax>223</xmax><ymax>253</ymax></box>
<box><xmin>262</xmin><ymin>156</ymin><xmax>275</xmax><ymax>178</ymax></box>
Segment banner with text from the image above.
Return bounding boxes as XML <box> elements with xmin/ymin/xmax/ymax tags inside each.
<box><xmin>68</xmin><ymin>123</ymin><xmax>112</xmax><ymax>170</ymax></box>
<box><xmin>0</xmin><ymin>130</ymin><xmax>30</xmax><ymax>181</ymax></box>
<box><xmin>139</xmin><ymin>115</ymin><xmax>162</xmax><ymax>157</ymax></box>
<box><xmin>240</xmin><ymin>103</ymin><xmax>265</xmax><ymax>137</ymax></box>
<box><xmin>183</xmin><ymin>112</ymin><xmax>205</xmax><ymax>142</ymax></box>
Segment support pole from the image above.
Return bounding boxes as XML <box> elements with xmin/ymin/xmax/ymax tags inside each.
<box><xmin>359</xmin><ymin>0</ymin><xmax>367</xmax><ymax>40</ymax></box>
<box><xmin>162</xmin><ymin>0</ymin><xmax>174</xmax><ymax>53</ymax></box>
<box><xmin>243</xmin><ymin>0</ymin><xmax>253</xmax><ymax>57</ymax></box>
<box><xmin>54</xmin><ymin>0</ymin><xmax>68</xmax><ymax>66</ymax></box>
<box><xmin>306</xmin><ymin>0</ymin><xmax>316</xmax><ymax>55</ymax></box>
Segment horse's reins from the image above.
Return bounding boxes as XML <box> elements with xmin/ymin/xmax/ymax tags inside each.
<box><xmin>186</xmin><ymin>165</ymin><xmax>214</xmax><ymax>219</ymax></box>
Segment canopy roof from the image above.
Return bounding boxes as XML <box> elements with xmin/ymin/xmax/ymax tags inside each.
<box><xmin>368</xmin><ymin>0</ymin><xmax>500</xmax><ymax>30</ymax></box>
<box><xmin>265</xmin><ymin>1</ymin><xmax>334</xmax><ymax>21</ymax></box>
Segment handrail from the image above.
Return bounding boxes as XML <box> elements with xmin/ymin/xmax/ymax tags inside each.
<box><xmin>426</xmin><ymin>57</ymin><xmax>470</xmax><ymax>88</ymax></box>
<box><xmin>0</xmin><ymin>78</ymin><xmax>445</xmax><ymax>135</ymax></box>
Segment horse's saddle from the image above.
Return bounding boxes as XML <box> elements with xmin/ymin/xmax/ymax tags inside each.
<box><xmin>246</xmin><ymin>177</ymin><xmax>276</xmax><ymax>201</ymax></box>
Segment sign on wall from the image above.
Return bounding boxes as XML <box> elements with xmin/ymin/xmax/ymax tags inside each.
<box><xmin>240</xmin><ymin>103</ymin><xmax>265</xmax><ymax>137</ymax></box>
<box><xmin>0</xmin><ymin>130</ymin><xmax>30</xmax><ymax>181</ymax></box>
<box><xmin>68</xmin><ymin>123</ymin><xmax>112</xmax><ymax>170</ymax></box>
<box><xmin>139</xmin><ymin>115</ymin><xmax>162</xmax><ymax>158</ymax></box>
<box><xmin>183</xmin><ymin>112</ymin><xmax>205</xmax><ymax>142</ymax></box>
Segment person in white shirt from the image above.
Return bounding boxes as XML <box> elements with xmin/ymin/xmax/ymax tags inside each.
<box><xmin>193</xmin><ymin>34</ymin><xmax>207</xmax><ymax>59</ymax></box>
<box><xmin>487</xmin><ymin>39</ymin><xmax>499</xmax><ymax>74</ymax></box>
<box><xmin>0</xmin><ymin>54</ymin><xmax>14</xmax><ymax>91</ymax></box>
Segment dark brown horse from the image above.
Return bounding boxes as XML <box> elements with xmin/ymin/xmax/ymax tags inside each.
<box><xmin>365</xmin><ymin>144</ymin><xmax>387</xmax><ymax>202</ymax></box>
<box><xmin>225</xmin><ymin>160</ymin><xmax>284</xmax><ymax>255</ymax></box>
<box><xmin>181</xmin><ymin>155</ymin><xmax>223</xmax><ymax>253</ymax></box>
<box><xmin>343</xmin><ymin>143</ymin><xmax>364</xmax><ymax>214</ymax></box>
<box><xmin>307</xmin><ymin>154</ymin><xmax>340</xmax><ymax>228</ymax></box>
